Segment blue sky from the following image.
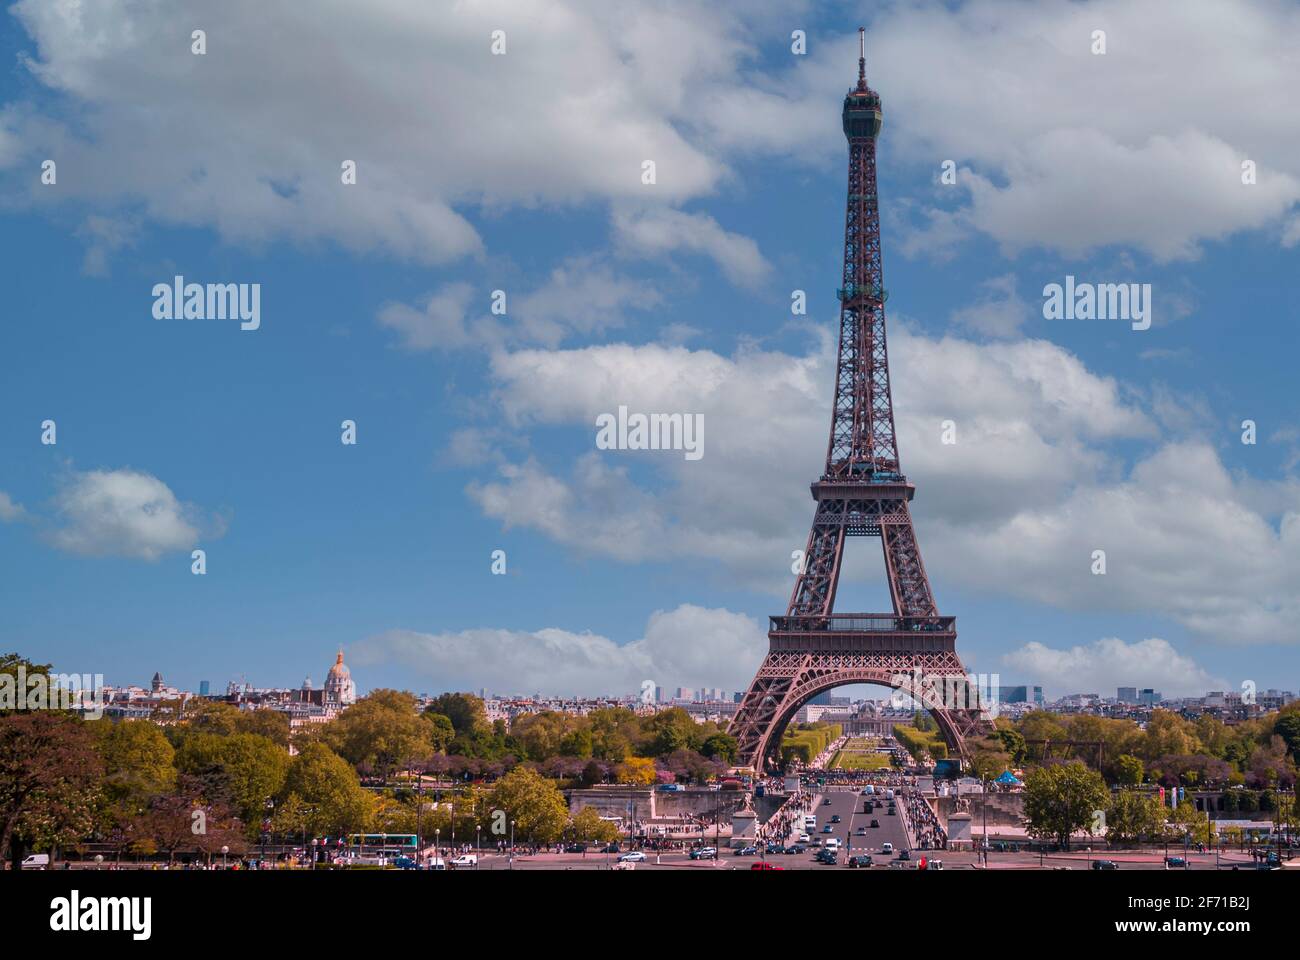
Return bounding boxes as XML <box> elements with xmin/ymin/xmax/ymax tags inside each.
<box><xmin>1</xmin><ymin>0</ymin><xmax>1298</xmax><ymax>701</ymax></box>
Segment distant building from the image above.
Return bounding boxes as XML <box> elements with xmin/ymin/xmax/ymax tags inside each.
<box><xmin>1117</xmin><ymin>686</ymin><xmax>1138</xmax><ymax>703</ymax></box>
<box><xmin>1139</xmin><ymin>688</ymin><xmax>1162</xmax><ymax>706</ymax></box>
<box><xmin>199</xmin><ymin>680</ymin><xmax>210</xmax><ymax>696</ymax></box>
<box><xmin>1001</xmin><ymin>685</ymin><xmax>1044</xmax><ymax>706</ymax></box>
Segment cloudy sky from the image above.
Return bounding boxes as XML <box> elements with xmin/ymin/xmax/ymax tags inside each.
<box><xmin>1</xmin><ymin>0</ymin><xmax>1297</xmax><ymax>701</ymax></box>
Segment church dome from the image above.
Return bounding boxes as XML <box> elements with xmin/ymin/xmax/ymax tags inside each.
<box><xmin>328</xmin><ymin>651</ymin><xmax>350</xmax><ymax>678</ymax></box>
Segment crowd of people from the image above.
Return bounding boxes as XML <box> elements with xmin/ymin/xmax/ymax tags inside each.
<box><xmin>755</xmin><ymin>790</ymin><xmax>815</xmax><ymax>846</ymax></box>
<box><xmin>904</xmin><ymin>788</ymin><xmax>947</xmax><ymax>850</ymax></box>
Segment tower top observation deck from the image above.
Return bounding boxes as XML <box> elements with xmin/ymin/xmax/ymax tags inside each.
<box><xmin>843</xmin><ymin>27</ymin><xmax>882</xmax><ymax>140</ymax></box>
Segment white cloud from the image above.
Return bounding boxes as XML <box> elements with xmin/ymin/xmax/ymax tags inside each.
<box><xmin>950</xmin><ymin>273</ymin><xmax>1035</xmax><ymax>338</ymax></box>
<box><xmin>468</xmin><ymin>327</ymin><xmax>1300</xmax><ymax>644</ymax></box>
<box><xmin>0</xmin><ymin>491</ymin><xmax>26</xmax><ymax>522</ymax></box>
<box><xmin>378</xmin><ymin>257</ymin><xmax>660</xmax><ymax>352</ymax></box>
<box><xmin>612</xmin><ymin>208</ymin><xmax>770</xmax><ymax>285</ymax></box>
<box><xmin>353</xmin><ymin>603</ymin><xmax>765</xmax><ymax>696</ymax></box>
<box><xmin>47</xmin><ymin>468</ymin><xmax>212</xmax><ymax>560</ymax></box>
<box><xmin>8</xmin><ymin>1</ymin><xmax>1298</xmax><ymax>265</ymax></box>
<box><xmin>1003</xmin><ymin>637</ymin><xmax>1223</xmax><ymax>698</ymax></box>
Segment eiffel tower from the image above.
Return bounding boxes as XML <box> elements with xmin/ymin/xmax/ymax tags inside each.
<box><xmin>729</xmin><ymin>29</ymin><xmax>992</xmax><ymax>772</ymax></box>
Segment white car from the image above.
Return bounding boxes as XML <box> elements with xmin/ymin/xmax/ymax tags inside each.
<box><xmin>450</xmin><ymin>854</ymin><xmax>478</xmax><ymax>867</ymax></box>
<box><xmin>881</xmin><ymin>842</ymin><xmax>894</xmax><ymax>854</ymax></box>
<box><xmin>618</xmin><ymin>851</ymin><xmax>646</xmax><ymax>862</ymax></box>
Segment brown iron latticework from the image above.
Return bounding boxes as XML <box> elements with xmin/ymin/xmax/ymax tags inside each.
<box><xmin>729</xmin><ymin>29</ymin><xmax>992</xmax><ymax>772</ymax></box>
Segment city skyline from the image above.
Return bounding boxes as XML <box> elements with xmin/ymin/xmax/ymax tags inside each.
<box><xmin>3</xmin><ymin>1</ymin><xmax>1299</xmax><ymax>704</ymax></box>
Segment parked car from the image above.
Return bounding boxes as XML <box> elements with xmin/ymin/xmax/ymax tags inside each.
<box><xmin>618</xmin><ymin>851</ymin><xmax>646</xmax><ymax>862</ymax></box>
<box><xmin>690</xmin><ymin>847</ymin><xmax>718</xmax><ymax>861</ymax></box>
<box><xmin>450</xmin><ymin>854</ymin><xmax>478</xmax><ymax>867</ymax></box>
<box><xmin>734</xmin><ymin>846</ymin><xmax>759</xmax><ymax>857</ymax></box>
<box><xmin>1091</xmin><ymin>860</ymin><xmax>1119</xmax><ymax>870</ymax></box>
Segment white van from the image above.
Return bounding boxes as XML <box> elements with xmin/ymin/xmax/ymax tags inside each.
<box><xmin>881</xmin><ymin>842</ymin><xmax>894</xmax><ymax>855</ymax></box>
<box><xmin>825</xmin><ymin>838</ymin><xmax>841</xmax><ymax>852</ymax></box>
<box><xmin>803</xmin><ymin>815</ymin><xmax>817</xmax><ymax>830</ymax></box>
<box><xmin>21</xmin><ymin>854</ymin><xmax>50</xmax><ymax>870</ymax></box>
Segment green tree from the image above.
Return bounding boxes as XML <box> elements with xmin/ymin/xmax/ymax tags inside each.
<box><xmin>1106</xmin><ymin>789</ymin><xmax>1165</xmax><ymax>844</ymax></box>
<box><xmin>486</xmin><ymin>767</ymin><xmax>569</xmax><ymax>843</ymax></box>
<box><xmin>425</xmin><ymin>693</ymin><xmax>488</xmax><ymax>738</ymax></box>
<box><xmin>1023</xmin><ymin>761</ymin><xmax>1109</xmax><ymax>850</ymax></box>
<box><xmin>325</xmin><ymin>689</ymin><xmax>436</xmax><ymax>779</ymax></box>
<box><xmin>279</xmin><ymin>743</ymin><xmax>374</xmax><ymax>837</ymax></box>
<box><xmin>1114</xmin><ymin>754</ymin><xmax>1144</xmax><ymax>787</ymax></box>
<box><xmin>569</xmin><ymin>806</ymin><xmax>620</xmax><ymax>843</ymax></box>
<box><xmin>701</xmin><ymin>733</ymin><xmax>738</xmax><ymax>764</ymax></box>
<box><xmin>0</xmin><ymin>711</ymin><xmax>103</xmax><ymax>868</ymax></box>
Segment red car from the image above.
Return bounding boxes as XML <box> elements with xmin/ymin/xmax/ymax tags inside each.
<box><xmin>750</xmin><ymin>861</ymin><xmax>784</xmax><ymax>870</ymax></box>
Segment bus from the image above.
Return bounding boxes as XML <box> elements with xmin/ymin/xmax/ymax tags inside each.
<box><xmin>348</xmin><ymin>833</ymin><xmax>418</xmax><ymax>858</ymax></box>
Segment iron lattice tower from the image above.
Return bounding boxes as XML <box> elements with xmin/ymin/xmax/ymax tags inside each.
<box><xmin>729</xmin><ymin>29</ymin><xmax>992</xmax><ymax>772</ymax></box>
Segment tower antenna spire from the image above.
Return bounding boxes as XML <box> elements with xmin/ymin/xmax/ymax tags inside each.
<box><xmin>858</xmin><ymin>26</ymin><xmax>866</xmax><ymax>87</ymax></box>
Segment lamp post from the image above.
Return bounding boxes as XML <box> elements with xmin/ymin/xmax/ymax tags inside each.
<box><xmin>509</xmin><ymin>820</ymin><xmax>516</xmax><ymax>870</ymax></box>
<box><xmin>434</xmin><ymin>828</ymin><xmax>440</xmax><ymax>862</ymax></box>
<box><xmin>221</xmin><ymin>845</ymin><xmax>229</xmax><ymax>870</ymax></box>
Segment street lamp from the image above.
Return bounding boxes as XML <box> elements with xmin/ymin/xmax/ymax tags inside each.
<box><xmin>221</xmin><ymin>845</ymin><xmax>229</xmax><ymax>870</ymax></box>
<box><xmin>510</xmin><ymin>820</ymin><xmax>516</xmax><ymax>870</ymax></box>
<box><xmin>434</xmin><ymin>828</ymin><xmax>440</xmax><ymax>860</ymax></box>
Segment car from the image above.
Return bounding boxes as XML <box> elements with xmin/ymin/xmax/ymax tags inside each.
<box><xmin>600</xmin><ymin>842</ymin><xmax>620</xmax><ymax>853</ymax></box>
<box><xmin>734</xmin><ymin>846</ymin><xmax>759</xmax><ymax>857</ymax></box>
<box><xmin>563</xmin><ymin>842</ymin><xmax>588</xmax><ymax>853</ymax></box>
<box><xmin>870</xmin><ymin>819</ymin><xmax>880</xmax><ymax>828</ymax></box>
<box><xmin>830</xmin><ymin>815</ymin><xmax>842</xmax><ymax>824</ymax></box>
<box><xmin>1091</xmin><ymin>860</ymin><xmax>1119</xmax><ymax>870</ymax></box>
<box><xmin>750</xmin><ymin>861</ymin><xmax>784</xmax><ymax>870</ymax></box>
<box><xmin>450</xmin><ymin>854</ymin><xmax>478</xmax><ymax>867</ymax></box>
<box><xmin>618</xmin><ymin>851</ymin><xmax>646</xmax><ymax>862</ymax></box>
<box><xmin>815</xmin><ymin>849</ymin><xmax>838</xmax><ymax>865</ymax></box>
<box><xmin>823</xmin><ymin>798</ymin><xmax>832</xmax><ymax>805</ymax></box>
<box><xmin>766</xmin><ymin>843</ymin><xmax>788</xmax><ymax>855</ymax></box>
<box><xmin>20</xmin><ymin>854</ymin><xmax>49</xmax><ymax>870</ymax></box>
<box><xmin>690</xmin><ymin>847</ymin><xmax>718</xmax><ymax>860</ymax></box>
<box><xmin>881</xmin><ymin>842</ymin><xmax>894</xmax><ymax>854</ymax></box>
<box><xmin>392</xmin><ymin>855</ymin><xmax>419</xmax><ymax>869</ymax></box>
<box><xmin>822</xmin><ymin>825</ymin><xmax>833</xmax><ymax>834</ymax></box>
<box><xmin>797</xmin><ymin>833</ymin><xmax>811</xmax><ymax>843</ymax></box>
<box><xmin>855</xmin><ymin>827</ymin><xmax>867</xmax><ymax>836</ymax></box>
<box><xmin>848</xmin><ymin>854</ymin><xmax>873</xmax><ymax>868</ymax></box>
<box><xmin>898</xmin><ymin>850</ymin><xmax>911</xmax><ymax>861</ymax></box>
<box><xmin>1165</xmin><ymin>856</ymin><xmax>1188</xmax><ymax>869</ymax></box>
<box><xmin>788</xmin><ymin>844</ymin><xmax>807</xmax><ymax>854</ymax></box>
<box><xmin>887</xmin><ymin>806</ymin><xmax>896</xmax><ymax>815</ymax></box>
<box><xmin>611</xmin><ymin>860</ymin><xmax>636</xmax><ymax>870</ymax></box>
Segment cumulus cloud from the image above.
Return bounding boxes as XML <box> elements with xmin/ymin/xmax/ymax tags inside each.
<box><xmin>466</xmin><ymin>327</ymin><xmax>1300</xmax><ymax>644</ymax></box>
<box><xmin>6</xmin><ymin>1</ymin><xmax>1298</xmax><ymax>266</ymax></box>
<box><xmin>612</xmin><ymin>208</ymin><xmax>770</xmax><ymax>285</ymax></box>
<box><xmin>47</xmin><ymin>468</ymin><xmax>215</xmax><ymax>560</ymax></box>
<box><xmin>0</xmin><ymin>491</ymin><xmax>27</xmax><ymax>522</ymax></box>
<box><xmin>378</xmin><ymin>257</ymin><xmax>661</xmax><ymax>352</ymax></box>
<box><xmin>353</xmin><ymin>603</ymin><xmax>765</xmax><ymax>696</ymax></box>
<box><xmin>1003</xmin><ymin>637</ymin><xmax>1223</xmax><ymax>699</ymax></box>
